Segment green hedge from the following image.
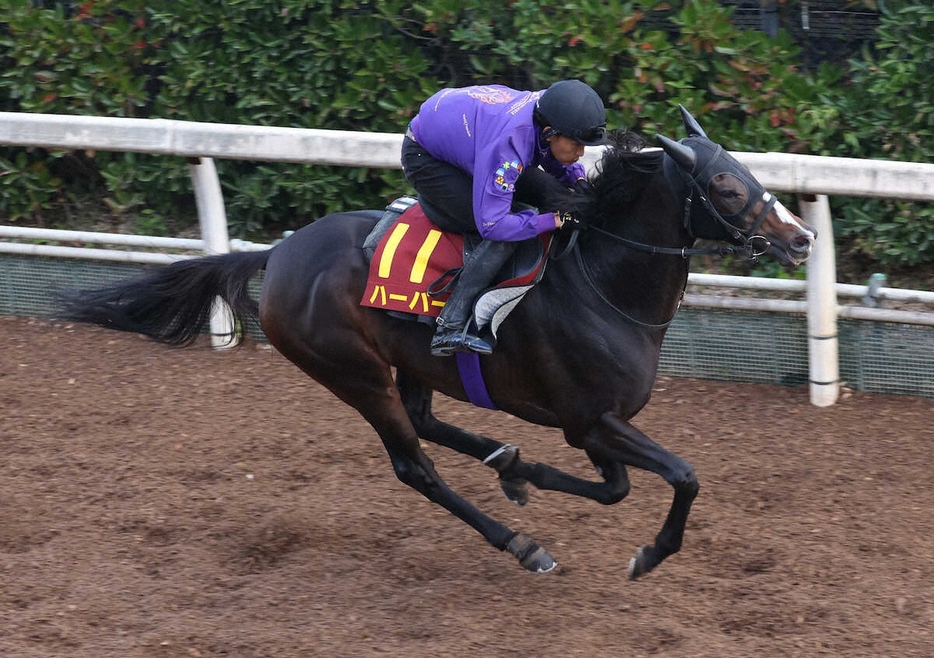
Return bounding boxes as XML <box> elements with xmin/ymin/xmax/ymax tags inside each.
<box><xmin>0</xmin><ymin>0</ymin><xmax>930</xmax><ymax>275</ymax></box>
<box><xmin>0</xmin><ymin>0</ymin><xmax>433</xmax><ymax>235</ymax></box>
<box><xmin>806</xmin><ymin>1</ymin><xmax>934</xmax><ymax>269</ymax></box>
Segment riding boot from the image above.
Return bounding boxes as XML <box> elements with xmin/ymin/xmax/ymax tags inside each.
<box><xmin>431</xmin><ymin>240</ymin><xmax>516</xmax><ymax>357</ymax></box>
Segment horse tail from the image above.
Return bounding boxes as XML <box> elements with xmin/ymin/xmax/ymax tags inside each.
<box><xmin>57</xmin><ymin>250</ymin><xmax>271</xmax><ymax>346</ymax></box>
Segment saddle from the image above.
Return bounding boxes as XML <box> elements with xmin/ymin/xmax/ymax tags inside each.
<box><xmin>360</xmin><ymin>197</ymin><xmax>552</xmax><ymax>346</ymax></box>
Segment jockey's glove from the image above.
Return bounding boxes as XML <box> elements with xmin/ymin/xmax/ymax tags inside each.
<box><xmin>554</xmin><ymin>211</ymin><xmax>580</xmax><ymax>230</ymax></box>
<box><xmin>574</xmin><ymin>178</ymin><xmax>593</xmax><ymax>194</ymax></box>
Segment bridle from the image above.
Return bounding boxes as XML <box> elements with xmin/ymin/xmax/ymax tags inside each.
<box><xmin>556</xmin><ymin>139</ymin><xmax>779</xmax><ymax>329</ymax></box>
<box><xmin>680</xmin><ymin>143</ymin><xmax>775</xmax><ymax>260</ymax></box>
<box><xmin>580</xmin><ymin>143</ymin><xmax>776</xmax><ymax>262</ymax></box>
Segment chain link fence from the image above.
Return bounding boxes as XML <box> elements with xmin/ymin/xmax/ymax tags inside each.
<box><xmin>721</xmin><ymin>0</ymin><xmax>882</xmax><ymax>69</ymax></box>
<box><xmin>4</xmin><ymin>254</ymin><xmax>931</xmax><ymax>399</ymax></box>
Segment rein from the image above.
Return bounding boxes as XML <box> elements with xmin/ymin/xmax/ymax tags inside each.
<box><xmin>557</xmin><ymin>145</ymin><xmax>781</xmax><ymax>328</ymax></box>
<box><xmin>584</xmin><ymin>224</ymin><xmax>753</xmax><ymax>259</ymax></box>
<box><xmin>572</xmin><ymin>243</ymin><xmax>681</xmax><ymax>330</ymax></box>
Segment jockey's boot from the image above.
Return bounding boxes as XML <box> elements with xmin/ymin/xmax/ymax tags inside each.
<box><xmin>430</xmin><ymin>239</ymin><xmax>516</xmax><ymax>357</ymax></box>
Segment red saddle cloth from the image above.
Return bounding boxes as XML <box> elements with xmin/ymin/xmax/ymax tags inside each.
<box><xmin>360</xmin><ymin>204</ymin><xmax>465</xmax><ymax>318</ymax></box>
<box><xmin>361</xmin><ymin>203</ymin><xmax>552</xmax><ymax>319</ymax></box>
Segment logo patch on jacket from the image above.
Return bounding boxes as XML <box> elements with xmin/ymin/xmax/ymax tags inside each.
<box><xmin>494</xmin><ymin>160</ymin><xmax>523</xmax><ymax>192</ymax></box>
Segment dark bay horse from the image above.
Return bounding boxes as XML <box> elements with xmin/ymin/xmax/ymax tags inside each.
<box><xmin>58</xmin><ymin>107</ymin><xmax>815</xmax><ymax>578</ymax></box>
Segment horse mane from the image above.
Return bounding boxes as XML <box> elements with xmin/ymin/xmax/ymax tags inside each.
<box><xmin>560</xmin><ymin>129</ymin><xmax>664</xmax><ymax>228</ymax></box>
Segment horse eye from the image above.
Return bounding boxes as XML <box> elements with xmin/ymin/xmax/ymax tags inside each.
<box><xmin>709</xmin><ymin>173</ymin><xmax>748</xmax><ymax>215</ymax></box>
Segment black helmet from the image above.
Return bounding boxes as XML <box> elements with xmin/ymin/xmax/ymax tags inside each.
<box><xmin>535</xmin><ymin>80</ymin><xmax>607</xmax><ymax>146</ymax></box>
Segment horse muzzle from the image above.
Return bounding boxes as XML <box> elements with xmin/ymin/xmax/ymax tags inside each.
<box><xmin>763</xmin><ymin>200</ymin><xmax>817</xmax><ymax>265</ymax></box>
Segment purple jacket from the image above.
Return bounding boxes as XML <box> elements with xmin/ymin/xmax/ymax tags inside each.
<box><xmin>409</xmin><ymin>85</ymin><xmax>586</xmax><ymax>242</ymax></box>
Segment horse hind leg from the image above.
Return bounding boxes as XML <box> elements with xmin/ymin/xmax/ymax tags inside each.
<box><xmin>373</xmin><ymin>409</ymin><xmax>556</xmax><ymax>573</ymax></box>
<box><xmin>397</xmin><ymin>371</ymin><xmax>633</xmax><ymax>507</ymax></box>
<box><xmin>379</xmin><ymin>437</ymin><xmax>556</xmax><ymax>573</ymax></box>
<box><xmin>315</xmin><ymin>366</ymin><xmax>557</xmax><ymax>573</ymax></box>
<box><xmin>396</xmin><ymin>371</ymin><xmax>530</xmax><ymax>505</ymax></box>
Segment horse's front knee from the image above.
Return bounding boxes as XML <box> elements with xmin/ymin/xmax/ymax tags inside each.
<box><xmin>674</xmin><ymin>466</ymin><xmax>699</xmax><ymax>499</ymax></box>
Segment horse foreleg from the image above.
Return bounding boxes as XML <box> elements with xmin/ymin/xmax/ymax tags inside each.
<box><xmin>492</xmin><ymin>448</ymin><xmax>631</xmax><ymax>506</ymax></box>
<box><xmin>396</xmin><ymin>371</ymin><xmax>629</xmax><ymax>507</ymax></box>
<box><xmin>586</xmin><ymin>412</ymin><xmax>699</xmax><ymax>579</ymax></box>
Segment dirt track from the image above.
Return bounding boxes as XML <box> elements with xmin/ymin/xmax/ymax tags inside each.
<box><xmin>1</xmin><ymin>316</ymin><xmax>932</xmax><ymax>657</ymax></box>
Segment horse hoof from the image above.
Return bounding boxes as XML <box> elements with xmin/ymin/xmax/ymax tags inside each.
<box><xmin>627</xmin><ymin>545</ymin><xmax>651</xmax><ymax>580</ymax></box>
<box><xmin>506</xmin><ymin>533</ymin><xmax>556</xmax><ymax>574</ymax></box>
<box><xmin>499</xmin><ymin>477</ymin><xmax>529</xmax><ymax>506</ymax></box>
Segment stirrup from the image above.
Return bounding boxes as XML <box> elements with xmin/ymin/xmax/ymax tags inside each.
<box><xmin>430</xmin><ymin>324</ymin><xmax>493</xmax><ymax>357</ymax></box>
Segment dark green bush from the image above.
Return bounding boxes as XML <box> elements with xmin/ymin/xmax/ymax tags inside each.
<box><xmin>0</xmin><ymin>0</ymin><xmax>430</xmax><ymax>235</ymax></box>
<box><xmin>809</xmin><ymin>1</ymin><xmax>934</xmax><ymax>269</ymax></box>
<box><xmin>378</xmin><ymin>0</ymin><xmax>817</xmax><ymax>150</ymax></box>
<box><xmin>0</xmin><ymin>0</ymin><xmax>930</xmax><ymax>276</ymax></box>
<box><xmin>0</xmin><ymin>0</ymin><xmax>150</xmax><ymax>222</ymax></box>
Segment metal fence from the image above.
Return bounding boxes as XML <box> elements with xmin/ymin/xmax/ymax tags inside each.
<box><xmin>721</xmin><ymin>0</ymin><xmax>882</xmax><ymax>68</ymax></box>
<box><xmin>4</xmin><ymin>254</ymin><xmax>932</xmax><ymax>399</ymax></box>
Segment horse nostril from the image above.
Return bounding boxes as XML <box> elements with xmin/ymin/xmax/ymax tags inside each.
<box><xmin>791</xmin><ymin>234</ymin><xmax>814</xmax><ymax>253</ymax></box>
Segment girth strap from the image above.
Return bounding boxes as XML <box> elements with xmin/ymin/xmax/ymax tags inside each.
<box><xmin>455</xmin><ymin>352</ymin><xmax>497</xmax><ymax>409</ymax></box>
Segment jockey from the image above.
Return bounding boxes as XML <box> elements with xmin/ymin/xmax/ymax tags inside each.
<box><xmin>401</xmin><ymin>79</ymin><xmax>607</xmax><ymax>357</ymax></box>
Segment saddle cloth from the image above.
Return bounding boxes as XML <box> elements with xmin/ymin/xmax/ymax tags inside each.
<box><xmin>360</xmin><ymin>201</ymin><xmax>551</xmax><ymax>340</ymax></box>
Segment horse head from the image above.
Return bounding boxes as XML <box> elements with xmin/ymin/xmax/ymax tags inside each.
<box><xmin>658</xmin><ymin>106</ymin><xmax>815</xmax><ymax>265</ymax></box>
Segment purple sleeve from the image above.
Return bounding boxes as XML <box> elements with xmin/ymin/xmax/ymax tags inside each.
<box><xmin>561</xmin><ymin>162</ymin><xmax>588</xmax><ymax>186</ymax></box>
<box><xmin>472</xmin><ymin>139</ymin><xmax>556</xmax><ymax>242</ymax></box>
<box><xmin>542</xmin><ymin>158</ymin><xmax>587</xmax><ymax>187</ymax></box>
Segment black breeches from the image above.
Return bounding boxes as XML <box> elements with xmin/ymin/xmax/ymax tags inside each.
<box><xmin>401</xmin><ymin>136</ymin><xmax>572</xmax><ymax>234</ymax></box>
<box><xmin>401</xmin><ymin>136</ymin><xmax>476</xmax><ymax>233</ymax></box>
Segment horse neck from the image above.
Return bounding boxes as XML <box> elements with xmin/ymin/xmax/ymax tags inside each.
<box><xmin>577</xmin><ymin>172</ymin><xmax>692</xmax><ymax>328</ymax></box>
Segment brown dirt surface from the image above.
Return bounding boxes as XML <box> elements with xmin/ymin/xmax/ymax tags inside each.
<box><xmin>1</xmin><ymin>315</ymin><xmax>932</xmax><ymax>657</ymax></box>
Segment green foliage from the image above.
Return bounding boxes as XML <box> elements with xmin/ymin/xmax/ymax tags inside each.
<box><xmin>609</xmin><ymin>0</ymin><xmax>817</xmax><ymax>151</ymax></box>
<box><xmin>137</xmin><ymin>0</ymin><xmax>434</xmax><ymax>235</ymax></box>
<box><xmin>838</xmin><ymin>200</ymin><xmax>933</xmax><ymax>268</ymax></box>
<box><xmin>0</xmin><ymin>0</ymin><xmax>151</xmax><ymax>117</ymax></box>
<box><xmin>809</xmin><ymin>1</ymin><xmax>934</xmax><ymax>268</ymax></box>
<box><xmin>0</xmin><ymin>0</ymin><xmax>432</xmax><ymax>235</ymax></box>
<box><xmin>0</xmin><ymin>149</ymin><xmax>63</xmax><ymax>222</ymax></box>
<box><xmin>0</xmin><ymin>0</ymin><xmax>151</xmax><ymax>223</ymax></box>
<box><xmin>0</xmin><ymin>0</ymin><xmax>931</xmax><ymax>273</ymax></box>
<box><xmin>831</xmin><ymin>2</ymin><xmax>934</xmax><ymax>162</ymax></box>
<box><xmin>377</xmin><ymin>0</ymin><xmax>815</xmax><ymax>150</ymax></box>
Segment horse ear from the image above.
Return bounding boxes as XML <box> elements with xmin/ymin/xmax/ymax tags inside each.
<box><xmin>679</xmin><ymin>105</ymin><xmax>708</xmax><ymax>138</ymax></box>
<box><xmin>658</xmin><ymin>134</ymin><xmax>696</xmax><ymax>172</ymax></box>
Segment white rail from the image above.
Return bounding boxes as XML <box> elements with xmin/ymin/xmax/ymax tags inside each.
<box><xmin>0</xmin><ymin>112</ymin><xmax>404</xmax><ymax>167</ymax></box>
<box><xmin>4</xmin><ymin>111</ymin><xmax>931</xmax><ymax>199</ymax></box>
<box><xmin>2</xmin><ymin>111</ymin><xmax>932</xmax><ymax>404</ymax></box>
<box><xmin>689</xmin><ymin>273</ymin><xmax>934</xmax><ymax>304</ymax></box>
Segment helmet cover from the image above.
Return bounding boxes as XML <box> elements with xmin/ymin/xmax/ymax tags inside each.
<box><xmin>535</xmin><ymin>80</ymin><xmax>607</xmax><ymax>146</ymax></box>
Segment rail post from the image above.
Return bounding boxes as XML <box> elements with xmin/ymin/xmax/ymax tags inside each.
<box><xmin>799</xmin><ymin>193</ymin><xmax>839</xmax><ymax>406</ymax></box>
<box><xmin>188</xmin><ymin>156</ymin><xmax>236</xmax><ymax>348</ymax></box>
